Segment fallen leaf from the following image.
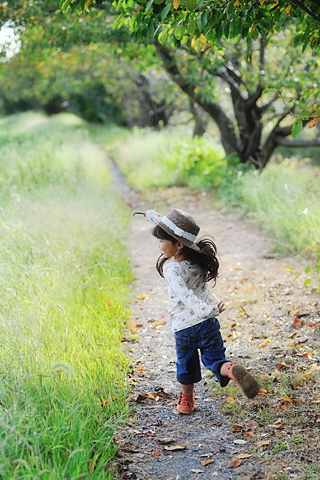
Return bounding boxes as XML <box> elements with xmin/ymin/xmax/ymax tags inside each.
<box><xmin>246</xmin><ymin>420</ymin><xmax>259</xmax><ymax>429</ymax></box>
<box><xmin>259</xmin><ymin>388</ymin><xmax>268</xmax><ymax>394</ymax></box>
<box><xmin>137</xmin><ymin>366</ymin><xmax>148</xmax><ymax>371</ymax></box>
<box><xmin>157</xmin><ymin>438</ymin><xmax>175</xmax><ymax>445</ymax></box>
<box><xmin>155</xmin><ymin>322</ymin><xmax>166</xmax><ymax>326</ymax></box>
<box><xmin>227</xmin><ymin>396</ymin><xmax>235</xmax><ymax>403</ymax></box>
<box><xmin>234</xmin><ymin>439</ymin><xmax>247</xmax><ymax>445</ymax></box>
<box><xmin>130</xmin><ymin>319</ymin><xmax>137</xmax><ymax>327</ymax></box>
<box><xmin>291</xmin><ymin>317</ymin><xmax>301</xmax><ymax>326</ymax></box>
<box><xmin>243</xmin><ymin>431</ymin><xmax>255</xmax><ymax>436</ymax></box>
<box><xmin>201</xmin><ymin>459</ymin><xmax>215</xmax><ymax>466</ymax></box>
<box><xmin>290</xmin><ymin>332</ymin><xmax>298</xmax><ymax>339</ymax></box>
<box><xmin>164</xmin><ymin>444</ymin><xmax>186</xmax><ymax>451</ymax></box>
<box><xmin>131</xmin><ymin>327</ymin><xmax>137</xmax><ymax>333</ymax></box>
<box><xmin>152</xmin><ymin>451</ymin><xmax>161</xmax><ymax>455</ymax></box>
<box><xmin>298</xmin><ymin>371</ymin><xmax>313</xmax><ymax>380</ymax></box>
<box><xmin>259</xmin><ymin>342</ymin><xmax>266</xmax><ymax>348</ymax></box>
<box><xmin>137</xmin><ymin>295</ymin><xmax>150</xmax><ymax>299</ymax></box>
<box><xmin>281</xmin><ymin>396</ymin><xmax>293</xmax><ymax>403</ymax></box>
<box><xmin>228</xmin><ymin>457</ymin><xmax>241</xmax><ymax>468</ymax></box>
<box><xmin>255</xmin><ymin>440</ymin><xmax>271</xmax><ymax>447</ymax></box>
<box><xmin>236</xmin><ymin>454</ymin><xmax>252</xmax><ymax>459</ymax></box>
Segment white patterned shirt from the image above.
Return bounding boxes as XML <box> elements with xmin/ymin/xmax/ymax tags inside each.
<box><xmin>163</xmin><ymin>260</ymin><xmax>220</xmax><ymax>333</ymax></box>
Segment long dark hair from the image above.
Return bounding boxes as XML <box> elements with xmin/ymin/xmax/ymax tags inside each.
<box><xmin>152</xmin><ymin>224</ymin><xmax>219</xmax><ymax>284</ymax></box>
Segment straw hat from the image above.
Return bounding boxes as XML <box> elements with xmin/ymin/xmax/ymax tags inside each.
<box><xmin>146</xmin><ymin>208</ymin><xmax>200</xmax><ymax>251</ymax></box>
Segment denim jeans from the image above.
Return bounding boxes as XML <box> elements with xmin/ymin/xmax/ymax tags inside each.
<box><xmin>174</xmin><ymin>318</ymin><xmax>231</xmax><ymax>386</ymax></box>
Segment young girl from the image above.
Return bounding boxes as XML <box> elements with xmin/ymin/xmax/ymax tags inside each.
<box><xmin>143</xmin><ymin>207</ymin><xmax>259</xmax><ymax>414</ymax></box>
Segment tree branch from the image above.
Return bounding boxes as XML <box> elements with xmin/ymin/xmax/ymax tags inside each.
<box><xmin>276</xmin><ymin>137</ymin><xmax>320</xmax><ymax>147</ymax></box>
<box><xmin>155</xmin><ymin>41</ymin><xmax>238</xmax><ymax>155</ymax></box>
<box><xmin>292</xmin><ymin>0</ymin><xmax>320</xmax><ymax>22</ymax></box>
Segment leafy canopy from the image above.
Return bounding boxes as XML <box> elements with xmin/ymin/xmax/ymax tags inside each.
<box><xmin>59</xmin><ymin>0</ymin><xmax>320</xmax><ymax>50</ymax></box>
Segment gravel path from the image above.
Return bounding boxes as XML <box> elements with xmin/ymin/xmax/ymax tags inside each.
<box><xmin>112</xmin><ymin>162</ymin><xmax>320</xmax><ymax>480</ymax></box>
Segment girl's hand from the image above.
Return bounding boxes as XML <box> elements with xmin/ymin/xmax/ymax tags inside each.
<box><xmin>218</xmin><ymin>301</ymin><xmax>225</xmax><ymax>314</ymax></box>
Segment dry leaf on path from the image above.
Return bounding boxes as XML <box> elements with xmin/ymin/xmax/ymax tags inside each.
<box><xmin>164</xmin><ymin>444</ymin><xmax>186</xmax><ymax>451</ymax></box>
<box><xmin>298</xmin><ymin>371</ymin><xmax>313</xmax><ymax>380</ymax></box>
<box><xmin>255</xmin><ymin>440</ymin><xmax>271</xmax><ymax>447</ymax></box>
<box><xmin>234</xmin><ymin>439</ymin><xmax>247</xmax><ymax>444</ymax></box>
<box><xmin>227</xmin><ymin>396</ymin><xmax>235</xmax><ymax>403</ymax></box>
<box><xmin>228</xmin><ymin>458</ymin><xmax>241</xmax><ymax>468</ymax></box>
<box><xmin>281</xmin><ymin>396</ymin><xmax>293</xmax><ymax>403</ymax></box>
<box><xmin>201</xmin><ymin>459</ymin><xmax>215</xmax><ymax>466</ymax></box>
<box><xmin>236</xmin><ymin>454</ymin><xmax>252</xmax><ymax>459</ymax></box>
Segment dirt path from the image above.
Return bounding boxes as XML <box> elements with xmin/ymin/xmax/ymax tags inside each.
<box><xmin>113</xmin><ymin>169</ymin><xmax>320</xmax><ymax>480</ymax></box>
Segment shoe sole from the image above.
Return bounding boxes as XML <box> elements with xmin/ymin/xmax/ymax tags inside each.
<box><xmin>231</xmin><ymin>365</ymin><xmax>260</xmax><ymax>399</ymax></box>
<box><xmin>176</xmin><ymin>407</ymin><xmax>195</xmax><ymax>414</ymax></box>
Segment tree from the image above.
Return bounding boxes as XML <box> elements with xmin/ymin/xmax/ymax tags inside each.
<box><xmin>0</xmin><ymin>2</ymin><xmax>186</xmax><ymax>127</ymax></box>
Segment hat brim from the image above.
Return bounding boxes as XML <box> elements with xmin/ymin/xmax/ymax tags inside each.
<box><xmin>150</xmin><ymin>214</ymin><xmax>200</xmax><ymax>251</ymax></box>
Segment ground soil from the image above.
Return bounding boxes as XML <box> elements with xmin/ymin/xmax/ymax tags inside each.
<box><xmin>111</xmin><ymin>162</ymin><xmax>320</xmax><ymax>480</ymax></box>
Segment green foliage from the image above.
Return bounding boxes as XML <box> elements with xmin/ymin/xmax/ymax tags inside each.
<box><xmin>0</xmin><ymin>112</ymin><xmax>132</xmax><ymax>478</ymax></box>
<box><xmin>61</xmin><ymin>0</ymin><xmax>320</xmax><ymax>50</ymax></box>
<box><xmin>105</xmin><ymin>127</ymin><xmax>228</xmax><ymax>190</ymax></box>
<box><xmin>217</xmin><ymin>159</ymin><xmax>320</xmax><ymax>259</ymax></box>
<box><xmin>157</xmin><ymin>138</ymin><xmax>227</xmax><ymax>190</ymax></box>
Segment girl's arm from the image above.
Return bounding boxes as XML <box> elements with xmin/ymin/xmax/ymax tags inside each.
<box><xmin>164</xmin><ymin>265</ymin><xmax>220</xmax><ymax>318</ymax></box>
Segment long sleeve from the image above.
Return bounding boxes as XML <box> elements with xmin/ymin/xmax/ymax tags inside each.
<box><xmin>164</xmin><ymin>264</ymin><xmax>219</xmax><ymax>319</ymax></box>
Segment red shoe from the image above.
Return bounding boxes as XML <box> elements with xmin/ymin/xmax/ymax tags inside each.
<box><xmin>225</xmin><ymin>362</ymin><xmax>260</xmax><ymax>399</ymax></box>
<box><xmin>177</xmin><ymin>392</ymin><xmax>195</xmax><ymax>414</ymax></box>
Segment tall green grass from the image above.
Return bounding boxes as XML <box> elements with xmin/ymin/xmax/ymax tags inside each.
<box><xmin>96</xmin><ymin>128</ymin><xmax>225</xmax><ymax>191</ymax></box>
<box><xmin>0</xmin><ymin>113</ymin><xmax>133</xmax><ymax>479</ymax></box>
<box><xmin>217</xmin><ymin>160</ymin><xmax>320</xmax><ymax>257</ymax></box>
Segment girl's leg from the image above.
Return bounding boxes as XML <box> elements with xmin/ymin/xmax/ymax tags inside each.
<box><xmin>181</xmin><ymin>383</ymin><xmax>194</xmax><ymax>395</ymax></box>
<box><xmin>220</xmin><ymin>362</ymin><xmax>259</xmax><ymax>399</ymax></box>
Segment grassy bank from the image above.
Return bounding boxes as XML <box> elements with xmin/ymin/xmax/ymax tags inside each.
<box><xmin>94</xmin><ymin>126</ymin><xmax>320</xmax><ymax>261</ymax></box>
<box><xmin>0</xmin><ymin>113</ymin><xmax>132</xmax><ymax>479</ymax></box>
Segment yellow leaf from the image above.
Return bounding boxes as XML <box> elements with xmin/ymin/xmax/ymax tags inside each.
<box><xmin>234</xmin><ymin>0</ymin><xmax>240</xmax><ymax>6</ymax></box>
<box><xmin>173</xmin><ymin>0</ymin><xmax>180</xmax><ymax>9</ymax></box>
<box><xmin>155</xmin><ymin>321</ymin><xmax>166</xmax><ymax>326</ymax></box>
<box><xmin>265</xmin><ymin>339</ymin><xmax>271</xmax><ymax>343</ymax></box>
<box><xmin>251</xmin><ymin>25</ymin><xmax>257</xmax><ymax>36</ymax></box>
<box><xmin>191</xmin><ymin>37</ymin><xmax>196</xmax><ymax>48</ymax></box>
<box><xmin>282</xmin><ymin>396</ymin><xmax>293</xmax><ymax>403</ymax></box>
<box><xmin>236</xmin><ymin>454</ymin><xmax>252</xmax><ymax>459</ymax></box>
<box><xmin>259</xmin><ymin>388</ymin><xmax>268</xmax><ymax>394</ymax></box>
<box><xmin>285</xmin><ymin>4</ymin><xmax>290</xmax><ymax>15</ymax></box>
<box><xmin>201</xmin><ymin>459</ymin><xmax>215</xmax><ymax>466</ymax></box>
<box><xmin>298</xmin><ymin>371</ymin><xmax>313</xmax><ymax>381</ymax></box>
<box><xmin>199</xmin><ymin>33</ymin><xmax>207</xmax><ymax>44</ymax></box>
<box><xmin>227</xmin><ymin>396</ymin><xmax>235</xmax><ymax>403</ymax></box>
<box><xmin>131</xmin><ymin>327</ymin><xmax>137</xmax><ymax>333</ymax></box>
<box><xmin>311</xmin><ymin>364</ymin><xmax>318</xmax><ymax>369</ymax></box>
<box><xmin>309</xmin><ymin>116</ymin><xmax>320</xmax><ymax>129</ymax></box>
<box><xmin>137</xmin><ymin>295</ymin><xmax>150</xmax><ymax>299</ymax></box>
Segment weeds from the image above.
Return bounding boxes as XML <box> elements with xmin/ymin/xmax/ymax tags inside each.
<box><xmin>0</xmin><ymin>113</ymin><xmax>133</xmax><ymax>478</ymax></box>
